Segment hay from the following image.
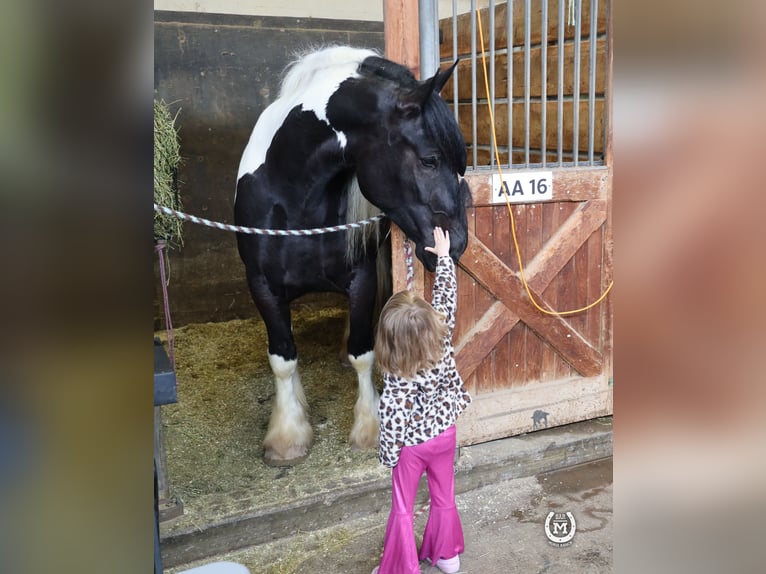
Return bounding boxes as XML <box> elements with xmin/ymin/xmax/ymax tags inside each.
<box><xmin>154</xmin><ymin>99</ymin><xmax>183</xmax><ymax>245</ymax></box>
<box><xmin>168</xmin><ymin>521</ymin><xmax>368</xmax><ymax>574</ymax></box>
<box><xmin>158</xmin><ymin>300</ymin><xmax>388</xmax><ymax>527</ymax></box>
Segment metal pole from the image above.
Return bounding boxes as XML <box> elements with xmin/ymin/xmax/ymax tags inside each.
<box><xmin>452</xmin><ymin>0</ymin><xmax>459</xmax><ymax>122</ymax></box>
<box><xmin>588</xmin><ymin>0</ymin><xmax>599</xmax><ymax>164</ymax></box>
<box><xmin>524</xmin><ymin>0</ymin><xmax>531</xmax><ymax>167</ymax></box>
<box><xmin>541</xmin><ymin>0</ymin><xmax>549</xmax><ymax>167</ymax></box>
<box><xmin>471</xmin><ymin>0</ymin><xmax>477</xmax><ymax>168</ymax></box>
<box><xmin>489</xmin><ymin>0</ymin><xmax>496</xmax><ymax>167</ymax></box>
<box><xmin>557</xmin><ymin>0</ymin><xmax>564</xmax><ymax>163</ymax></box>
<box><xmin>507</xmin><ymin>0</ymin><xmax>513</xmax><ymax>166</ymax></box>
<box><xmin>573</xmin><ymin>0</ymin><xmax>582</xmax><ymax>165</ymax></box>
<box><xmin>419</xmin><ymin>0</ymin><xmax>439</xmax><ymax>78</ymax></box>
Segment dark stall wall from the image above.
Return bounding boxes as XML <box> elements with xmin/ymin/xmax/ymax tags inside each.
<box><xmin>153</xmin><ymin>11</ymin><xmax>384</xmax><ymax>328</ymax></box>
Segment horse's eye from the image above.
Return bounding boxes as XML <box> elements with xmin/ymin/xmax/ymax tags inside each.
<box><xmin>420</xmin><ymin>156</ymin><xmax>438</xmax><ymax>169</ymax></box>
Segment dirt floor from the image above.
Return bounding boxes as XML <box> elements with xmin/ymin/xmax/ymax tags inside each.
<box><xmin>158</xmin><ymin>300</ymin><xmax>388</xmax><ymax>523</ymax></box>
<box><xmin>165</xmin><ymin>458</ymin><xmax>613</xmax><ymax>574</ymax></box>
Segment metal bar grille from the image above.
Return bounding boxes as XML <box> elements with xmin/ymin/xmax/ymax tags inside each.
<box><xmin>430</xmin><ymin>0</ymin><xmax>608</xmax><ymax>171</ymax></box>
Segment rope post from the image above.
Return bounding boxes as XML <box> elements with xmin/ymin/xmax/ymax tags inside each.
<box><xmin>403</xmin><ymin>239</ymin><xmax>414</xmax><ymax>292</ymax></box>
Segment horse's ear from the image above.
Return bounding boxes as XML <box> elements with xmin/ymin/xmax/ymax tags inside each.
<box><xmin>399</xmin><ymin>60</ymin><xmax>458</xmax><ymax>114</ymax></box>
<box><xmin>406</xmin><ymin>60</ymin><xmax>458</xmax><ymax>107</ymax></box>
<box><xmin>430</xmin><ymin>60</ymin><xmax>459</xmax><ymax>95</ymax></box>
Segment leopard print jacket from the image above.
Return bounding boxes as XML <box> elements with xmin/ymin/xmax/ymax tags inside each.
<box><xmin>377</xmin><ymin>255</ymin><xmax>472</xmax><ymax>468</ymax></box>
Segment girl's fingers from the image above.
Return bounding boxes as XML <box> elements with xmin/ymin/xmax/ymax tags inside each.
<box><xmin>428</xmin><ymin>227</ymin><xmax>450</xmax><ymax>257</ymax></box>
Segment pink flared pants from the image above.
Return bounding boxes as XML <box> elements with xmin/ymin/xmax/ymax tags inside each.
<box><xmin>377</xmin><ymin>425</ymin><xmax>465</xmax><ymax>574</ymax></box>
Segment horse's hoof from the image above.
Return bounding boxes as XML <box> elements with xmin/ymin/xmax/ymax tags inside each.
<box><xmin>263</xmin><ymin>445</ymin><xmax>310</xmax><ymax>467</ymax></box>
<box><xmin>263</xmin><ymin>453</ymin><xmax>309</xmax><ymax>467</ymax></box>
<box><xmin>349</xmin><ymin>410</ymin><xmax>379</xmax><ymax>451</ymax></box>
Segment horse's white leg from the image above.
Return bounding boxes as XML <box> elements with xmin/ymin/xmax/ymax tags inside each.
<box><xmin>348</xmin><ymin>350</ymin><xmax>379</xmax><ymax>450</ymax></box>
<box><xmin>263</xmin><ymin>354</ymin><xmax>313</xmax><ymax>465</ymax></box>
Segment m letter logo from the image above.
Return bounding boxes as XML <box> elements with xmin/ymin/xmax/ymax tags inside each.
<box><xmin>544</xmin><ymin>511</ymin><xmax>576</xmax><ymax>547</ymax></box>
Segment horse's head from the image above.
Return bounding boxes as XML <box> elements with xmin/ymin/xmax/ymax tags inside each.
<box><xmin>327</xmin><ymin>57</ymin><xmax>471</xmax><ymax>272</ymax></box>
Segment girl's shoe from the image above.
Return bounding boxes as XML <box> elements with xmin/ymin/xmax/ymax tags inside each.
<box><xmin>370</xmin><ymin>567</ymin><xmax>379</xmax><ymax>574</ymax></box>
<box><xmin>435</xmin><ymin>555</ymin><xmax>460</xmax><ymax>574</ymax></box>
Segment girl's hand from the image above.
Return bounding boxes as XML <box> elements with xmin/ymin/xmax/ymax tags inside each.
<box><xmin>424</xmin><ymin>226</ymin><xmax>450</xmax><ymax>258</ymax></box>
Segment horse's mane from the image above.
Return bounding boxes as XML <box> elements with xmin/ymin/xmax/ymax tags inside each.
<box><xmin>358</xmin><ymin>56</ymin><xmax>418</xmax><ymax>88</ymax></box>
<box><xmin>238</xmin><ymin>46</ymin><xmax>378</xmax><ymax>182</ymax></box>
<box><xmin>280</xmin><ymin>46</ymin><xmax>379</xmax><ymax>102</ymax></box>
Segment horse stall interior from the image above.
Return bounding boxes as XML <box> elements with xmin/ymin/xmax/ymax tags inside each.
<box><xmin>154</xmin><ymin>1</ymin><xmax>612</xmax><ymax>569</ymax></box>
<box><xmin>153</xmin><ymin>10</ymin><xmax>391</xmax><ymax>566</ymax></box>
<box><xmin>153</xmin><ymin>10</ymin><xmax>386</xmax><ymax>327</ymax></box>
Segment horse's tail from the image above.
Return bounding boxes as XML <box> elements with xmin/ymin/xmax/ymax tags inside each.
<box><xmin>345</xmin><ymin>175</ymin><xmax>391</xmax><ymax>321</ymax></box>
<box><xmin>345</xmin><ymin>176</ymin><xmax>381</xmax><ymax>264</ymax></box>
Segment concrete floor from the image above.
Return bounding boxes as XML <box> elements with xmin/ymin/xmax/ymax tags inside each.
<box><xmin>171</xmin><ymin>457</ymin><xmax>612</xmax><ymax>574</ymax></box>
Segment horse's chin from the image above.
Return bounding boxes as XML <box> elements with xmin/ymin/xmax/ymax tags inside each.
<box><xmin>415</xmin><ymin>245</ymin><xmax>438</xmax><ymax>272</ymax></box>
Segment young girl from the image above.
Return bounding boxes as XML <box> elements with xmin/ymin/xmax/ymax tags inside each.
<box><xmin>372</xmin><ymin>227</ymin><xmax>472</xmax><ymax>574</ymax></box>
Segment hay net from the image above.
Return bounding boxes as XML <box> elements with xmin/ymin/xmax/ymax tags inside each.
<box><xmin>154</xmin><ymin>99</ymin><xmax>183</xmax><ymax>246</ymax></box>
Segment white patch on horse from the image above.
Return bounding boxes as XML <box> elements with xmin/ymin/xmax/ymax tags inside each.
<box><xmin>334</xmin><ymin>130</ymin><xmax>347</xmax><ymax>149</ymax></box>
<box><xmin>348</xmin><ymin>350</ymin><xmax>380</xmax><ymax>450</ymax></box>
<box><xmin>263</xmin><ymin>354</ymin><xmax>313</xmax><ymax>463</ymax></box>
<box><xmin>236</xmin><ymin>46</ymin><xmax>377</xmax><ymax>187</ymax></box>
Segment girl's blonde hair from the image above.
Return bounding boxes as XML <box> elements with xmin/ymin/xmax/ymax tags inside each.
<box><xmin>375</xmin><ymin>290</ymin><xmax>449</xmax><ymax>379</ymax></box>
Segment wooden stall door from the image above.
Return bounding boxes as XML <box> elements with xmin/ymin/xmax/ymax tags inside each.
<box><xmin>451</xmin><ymin>168</ymin><xmax>612</xmax><ymax>445</ymax></box>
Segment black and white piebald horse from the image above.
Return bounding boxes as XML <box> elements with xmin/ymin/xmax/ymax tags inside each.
<box><xmin>234</xmin><ymin>46</ymin><xmax>471</xmax><ymax>465</ymax></box>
